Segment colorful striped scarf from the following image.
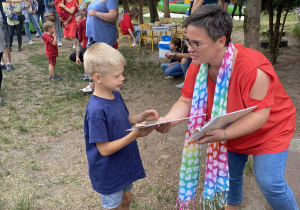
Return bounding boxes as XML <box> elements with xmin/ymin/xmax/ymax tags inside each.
<box><xmin>177</xmin><ymin>42</ymin><xmax>234</xmax><ymax>209</ymax></box>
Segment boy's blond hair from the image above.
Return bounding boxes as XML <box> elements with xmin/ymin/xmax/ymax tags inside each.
<box><xmin>84</xmin><ymin>43</ymin><xmax>126</xmax><ymax>78</ymax></box>
<box><xmin>43</xmin><ymin>21</ymin><xmax>55</xmax><ymax>32</ymax></box>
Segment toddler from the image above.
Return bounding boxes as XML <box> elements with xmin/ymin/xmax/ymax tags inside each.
<box><xmin>160</xmin><ymin>37</ymin><xmax>182</xmax><ymax>79</ymax></box>
<box><xmin>54</xmin><ymin>0</ymin><xmax>72</xmax><ymax>29</ymax></box>
<box><xmin>42</xmin><ymin>21</ymin><xmax>62</xmax><ymax>80</ymax></box>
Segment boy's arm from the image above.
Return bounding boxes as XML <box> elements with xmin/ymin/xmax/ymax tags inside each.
<box><xmin>128</xmin><ymin>109</ymin><xmax>159</xmax><ymax>126</ymax></box>
<box><xmin>96</xmin><ymin>125</ymin><xmax>154</xmax><ymax>156</ymax></box>
<box><xmin>52</xmin><ymin>34</ymin><xmax>57</xmax><ymax>46</ymax></box>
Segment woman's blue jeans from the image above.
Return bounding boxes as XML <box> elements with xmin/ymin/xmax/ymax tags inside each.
<box><xmin>34</xmin><ymin>11</ymin><xmax>46</xmax><ymax>24</ymax></box>
<box><xmin>53</xmin><ymin>11</ymin><xmax>62</xmax><ymax>42</ymax></box>
<box><xmin>227</xmin><ymin>149</ymin><xmax>298</xmax><ymax>210</ymax></box>
<box><xmin>24</xmin><ymin>14</ymin><xmax>43</xmax><ymax>41</ymax></box>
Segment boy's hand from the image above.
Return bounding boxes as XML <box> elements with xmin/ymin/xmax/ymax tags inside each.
<box><xmin>132</xmin><ymin>122</ymin><xmax>155</xmax><ymax>137</ymax></box>
<box><xmin>143</xmin><ymin>110</ymin><xmax>159</xmax><ymax>121</ymax></box>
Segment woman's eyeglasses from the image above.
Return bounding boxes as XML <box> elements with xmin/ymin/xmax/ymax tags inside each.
<box><xmin>184</xmin><ymin>39</ymin><xmax>210</xmax><ymax>51</ymax></box>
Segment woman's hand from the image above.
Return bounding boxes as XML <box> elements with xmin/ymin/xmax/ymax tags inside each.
<box><xmin>156</xmin><ymin>117</ymin><xmax>172</xmax><ymax>133</ymax></box>
<box><xmin>88</xmin><ymin>10</ymin><xmax>97</xmax><ymax>17</ymax></box>
<box><xmin>143</xmin><ymin>110</ymin><xmax>159</xmax><ymax>122</ymax></box>
<box><xmin>193</xmin><ymin>128</ymin><xmax>226</xmax><ymax>144</ymax></box>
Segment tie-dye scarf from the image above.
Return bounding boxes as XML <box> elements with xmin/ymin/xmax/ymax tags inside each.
<box><xmin>177</xmin><ymin>42</ymin><xmax>234</xmax><ymax>209</ymax></box>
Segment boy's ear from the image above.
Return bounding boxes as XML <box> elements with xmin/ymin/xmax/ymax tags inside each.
<box><xmin>93</xmin><ymin>73</ymin><xmax>101</xmax><ymax>84</ymax></box>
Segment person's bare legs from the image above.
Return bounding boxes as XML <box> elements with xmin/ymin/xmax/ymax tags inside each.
<box><xmin>103</xmin><ymin>191</ymin><xmax>132</xmax><ymax>210</ymax></box>
<box><xmin>4</xmin><ymin>46</ymin><xmax>11</xmax><ymax>63</ymax></box>
<box><xmin>116</xmin><ymin>191</ymin><xmax>132</xmax><ymax>210</ymax></box>
<box><xmin>225</xmin><ymin>205</ymin><xmax>238</xmax><ymax>210</ymax></box>
<box><xmin>1</xmin><ymin>46</ymin><xmax>11</xmax><ymax>64</ymax></box>
<box><xmin>49</xmin><ymin>64</ymin><xmax>55</xmax><ymax>77</ymax></box>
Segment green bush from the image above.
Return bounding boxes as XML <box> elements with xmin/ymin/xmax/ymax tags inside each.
<box><xmin>292</xmin><ymin>23</ymin><xmax>300</xmax><ymax>39</ymax></box>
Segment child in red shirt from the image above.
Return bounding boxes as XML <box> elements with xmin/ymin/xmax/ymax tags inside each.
<box><xmin>42</xmin><ymin>21</ymin><xmax>62</xmax><ymax>80</ymax></box>
<box><xmin>120</xmin><ymin>7</ymin><xmax>139</xmax><ymax>46</ymax></box>
<box><xmin>54</xmin><ymin>0</ymin><xmax>72</xmax><ymax>30</ymax></box>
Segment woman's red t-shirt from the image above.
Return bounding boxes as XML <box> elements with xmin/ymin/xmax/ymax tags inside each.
<box><xmin>182</xmin><ymin>43</ymin><xmax>295</xmax><ymax>155</ymax></box>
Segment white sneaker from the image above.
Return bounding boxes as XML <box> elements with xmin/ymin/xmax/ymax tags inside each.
<box><xmin>176</xmin><ymin>82</ymin><xmax>184</xmax><ymax>89</ymax></box>
<box><xmin>131</xmin><ymin>42</ymin><xmax>137</xmax><ymax>47</ymax></box>
<box><xmin>29</xmin><ymin>40</ymin><xmax>33</xmax><ymax>45</ymax></box>
<box><xmin>36</xmin><ymin>32</ymin><xmax>40</xmax><ymax>37</ymax></box>
<box><xmin>58</xmin><ymin>42</ymin><xmax>62</xmax><ymax>47</ymax></box>
<box><xmin>73</xmin><ymin>44</ymin><xmax>75</xmax><ymax>49</ymax></box>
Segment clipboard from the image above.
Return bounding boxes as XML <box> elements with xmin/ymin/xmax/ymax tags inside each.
<box><xmin>126</xmin><ymin>114</ymin><xmax>207</xmax><ymax>131</ymax></box>
<box><xmin>187</xmin><ymin>106</ymin><xmax>257</xmax><ymax>143</ymax></box>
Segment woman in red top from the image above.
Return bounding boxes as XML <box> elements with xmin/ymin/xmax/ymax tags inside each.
<box><xmin>156</xmin><ymin>4</ymin><xmax>298</xmax><ymax>210</ymax></box>
<box><xmin>57</xmin><ymin>0</ymin><xmax>79</xmax><ymax>54</ymax></box>
<box><xmin>120</xmin><ymin>7</ymin><xmax>139</xmax><ymax>46</ymax></box>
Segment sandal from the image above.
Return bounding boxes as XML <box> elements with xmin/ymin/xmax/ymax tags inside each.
<box><xmin>80</xmin><ymin>85</ymin><xmax>94</xmax><ymax>93</ymax></box>
<box><xmin>165</xmin><ymin>76</ymin><xmax>175</xmax><ymax>80</ymax></box>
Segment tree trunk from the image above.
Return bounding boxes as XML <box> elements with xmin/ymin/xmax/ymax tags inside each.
<box><xmin>270</xmin><ymin>4</ymin><xmax>283</xmax><ymax>63</ymax></box>
<box><xmin>122</xmin><ymin>0</ymin><xmax>130</xmax><ymax>14</ymax></box>
<box><xmin>243</xmin><ymin>0</ymin><xmax>261</xmax><ymax>50</ymax></box>
<box><xmin>148</xmin><ymin>0</ymin><xmax>159</xmax><ymax>23</ymax></box>
<box><xmin>268</xmin><ymin>0</ymin><xmax>275</xmax><ymax>62</ymax></box>
<box><xmin>139</xmin><ymin>0</ymin><xmax>144</xmax><ymax>24</ymax></box>
<box><xmin>163</xmin><ymin>0</ymin><xmax>170</xmax><ymax>18</ymax></box>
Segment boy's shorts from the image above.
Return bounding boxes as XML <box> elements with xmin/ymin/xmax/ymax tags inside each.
<box><xmin>101</xmin><ymin>183</ymin><xmax>133</xmax><ymax>209</ymax></box>
<box><xmin>48</xmin><ymin>56</ymin><xmax>56</xmax><ymax>65</ymax></box>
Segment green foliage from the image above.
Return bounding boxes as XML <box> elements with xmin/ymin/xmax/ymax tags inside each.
<box><xmin>261</xmin><ymin>0</ymin><xmax>300</xmax><ymax>11</ymax></box>
<box><xmin>292</xmin><ymin>22</ymin><xmax>300</xmax><ymax>38</ymax></box>
<box><xmin>261</xmin><ymin>0</ymin><xmax>300</xmax><ymax>63</ymax></box>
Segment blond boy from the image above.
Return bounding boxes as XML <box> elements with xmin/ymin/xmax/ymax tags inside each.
<box><xmin>83</xmin><ymin>43</ymin><xmax>158</xmax><ymax>210</ymax></box>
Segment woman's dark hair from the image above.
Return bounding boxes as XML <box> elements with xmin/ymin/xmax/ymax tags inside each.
<box><xmin>171</xmin><ymin>38</ymin><xmax>182</xmax><ymax>49</ymax></box>
<box><xmin>129</xmin><ymin>7</ymin><xmax>139</xmax><ymax>20</ymax></box>
<box><xmin>184</xmin><ymin>4</ymin><xmax>232</xmax><ymax>45</ymax></box>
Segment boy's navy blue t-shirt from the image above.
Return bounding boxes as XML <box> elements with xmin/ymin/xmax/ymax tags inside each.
<box><xmin>84</xmin><ymin>91</ymin><xmax>145</xmax><ymax>195</ymax></box>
